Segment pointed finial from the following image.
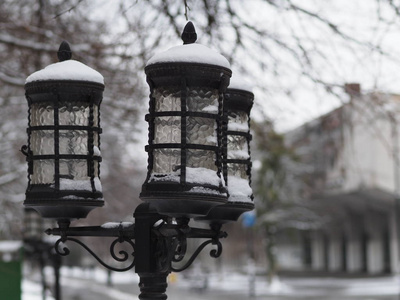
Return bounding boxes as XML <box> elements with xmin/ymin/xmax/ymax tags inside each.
<box><xmin>57</xmin><ymin>41</ymin><xmax>72</xmax><ymax>62</ymax></box>
<box><xmin>181</xmin><ymin>21</ymin><xmax>197</xmax><ymax>44</ymax></box>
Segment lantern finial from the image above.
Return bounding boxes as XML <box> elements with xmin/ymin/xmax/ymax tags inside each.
<box><xmin>181</xmin><ymin>21</ymin><xmax>197</xmax><ymax>44</ymax></box>
<box><xmin>57</xmin><ymin>41</ymin><xmax>72</xmax><ymax>62</ymax></box>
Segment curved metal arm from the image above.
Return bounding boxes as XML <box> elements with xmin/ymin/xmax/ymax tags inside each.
<box><xmin>55</xmin><ymin>237</ymin><xmax>135</xmax><ymax>272</ymax></box>
<box><xmin>171</xmin><ymin>238</ymin><xmax>223</xmax><ymax>272</ymax></box>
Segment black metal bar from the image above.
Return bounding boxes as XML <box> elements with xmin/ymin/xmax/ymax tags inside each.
<box><xmin>46</xmin><ymin>224</ymin><xmax>135</xmax><ymax>238</ymax></box>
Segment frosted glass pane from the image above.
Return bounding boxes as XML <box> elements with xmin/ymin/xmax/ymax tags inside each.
<box><xmin>59</xmin><ymin>159</ymin><xmax>88</xmax><ymax>180</ymax></box>
<box><xmin>152</xmin><ymin>148</ymin><xmax>181</xmax><ymax>174</ymax></box>
<box><xmin>154</xmin><ymin>117</ymin><xmax>181</xmax><ymax>144</ymax></box>
<box><xmin>228</xmin><ymin>135</ymin><xmax>247</xmax><ymax>152</ymax></box>
<box><xmin>187</xmin><ymin>149</ymin><xmax>216</xmax><ymax>170</ymax></box>
<box><xmin>93</xmin><ymin>105</ymin><xmax>99</xmax><ymax>127</ymax></box>
<box><xmin>154</xmin><ymin>87</ymin><xmax>181</xmax><ymax>111</ymax></box>
<box><xmin>187</xmin><ymin>88</ymin><xmax>219</xmax><ymax>114</ymax></box>
<box><xmin>187</xmin><ymin>117</ymin><xmax>217</xmax><ymax>145</ymax></box>
<box><xmin>59</xmin><ymin>130</ymin><xmax>88</xmax><ymax>155</ymax></box>
<box><xmin>59</xmin><ymin>101</ymin><xmax>90</xmax><ymax>126</ymax></box>
<box><xmin>31</xmin><ymin>160</ymin><xmax>54</xmax><ymax>184</ymax></box>
<box><xmin>227</xmin><ymin>111</ymin><xmax>249</xmax><ymax>132</ymax></box>
<box><xmin>31</xmin><ymin>130</ymin><xmax>54</xmax><ymax>155</ymax></box>
<box><xmin>31</xmin><ymin>103</ymin><xmax>54</xmax><ymax>126</ymax></box>
<box><xmin>227</xmin><ymin>163</ymin><xmax>248</xmax><ymax>179</ymax></box>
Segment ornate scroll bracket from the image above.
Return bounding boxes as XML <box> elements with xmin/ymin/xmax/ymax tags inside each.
<box><xmin>47</xmin><ymin>221</ymin><xmax>136</xmax><ymax>272</ymax></box>
<box><xmin>155</xmin><ymin>219</ymin><xmax>227</xmax><ymax>273</ymax></box>
<box><xmin>45</xmin><ymin>213</ymin><xmax>227</xmax><ymax>274</ymax></box>
<box><xmin>55</xmin><ymin>237</ymin><xmax>135</xmax><ymax>272</ymax></box>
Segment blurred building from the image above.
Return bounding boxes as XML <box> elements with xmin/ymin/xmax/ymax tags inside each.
<box><xmin>280</xmin><ymin>84</ymin><xmax>400</xmax><ymax>275</ymax></box>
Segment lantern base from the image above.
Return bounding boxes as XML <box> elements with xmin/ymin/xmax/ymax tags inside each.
<box><xmin>24</xmin><ymin>185</ymin><xmax>104</xmax><ymax>219</ymax></box>
<box><xmin>140</xmin><ymin>192</ymin><xmax>227</xmax><ymax>217</ymax></box>
<box><xmin>24</xmin><ymin>200</ymin><xmax>103</xmax><ymax>220</ymax></box>
<box><xmin>196</xmin><ymin>202</ymin><xmax>254</xmax><ymax>224</ymax></box>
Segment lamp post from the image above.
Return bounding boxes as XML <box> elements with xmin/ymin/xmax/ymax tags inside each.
<box><xmin>23</xmin><ymin>209</ymin><xmax>62</xmax><ymax>300</ymax></box>
<box><xmin>21</xmin><ymin>22</ymin><xmax>254</xmax><ymax>300</ymax></box>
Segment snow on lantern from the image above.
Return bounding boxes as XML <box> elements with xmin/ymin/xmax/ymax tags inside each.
<box><xmin>22</xmin><ymin>41</ymin><xmax>104</xmax><ymax>220</ymax></box>
<box><xmin>140</xmin><ymin>22</ymin><xmax>231</xmax><ymax>217</ymax></box>
<box><xmin>199</xmin><ymin>77</ymin><xmax>254</xmax><ymax>223</ymax></box>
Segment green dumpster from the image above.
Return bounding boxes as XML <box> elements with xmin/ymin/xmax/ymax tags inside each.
<box><xmin>0</xmin><ymin>241</ymin><xmax>22</xmax><ymax>300</ymax></box>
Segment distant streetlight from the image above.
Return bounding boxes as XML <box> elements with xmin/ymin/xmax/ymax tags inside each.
<box><xmin>21</xmin><ymin>22</ymin><xmax>255</xmax><ymax>300</ymax></box>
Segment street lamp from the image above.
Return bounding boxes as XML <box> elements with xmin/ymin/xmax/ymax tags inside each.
<box><xmin>140</xmin><ymin>21</ymin><xmax>231</xmax><ymax>217</ymax></box>
<box><xmin>23</xmin><ymin>209</ymin><xmax>62</xmax><ymax>300</ymax></box>
<box><xmin>198</xmin><ymin>77</ymin><xmax>255</xmax><ymax>223</ymax></box>
<box><xmin>21</xmin><ymin>22</ymin><xmax>253</xmax><ymax>300</ymax></box>
<box><xmin>22</xmin><ymin>40</ymin><xmax>104</xmax><ymax>220</ymax></box>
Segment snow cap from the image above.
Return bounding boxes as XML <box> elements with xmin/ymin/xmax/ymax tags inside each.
<box><xmin>25</xmin><ymin>41</ymin><xmax>104</xmax><ymax>84</ymax></box>
<box><xmin>228</xmin><ymin>76</ymin><xmax>254</xmax><ymax>92</ymax></box>
<box><xmin>146</xmin><ymin>22</ymin><xmax>231</xmax><ymax>69</ymax></box>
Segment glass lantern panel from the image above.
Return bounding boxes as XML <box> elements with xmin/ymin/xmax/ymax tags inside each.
<box><xmin>59</xmin><ymin>159</ymin><xmax>88</xmax><ymax>180</ymax></box>
<box><xmin>227</xmin><ymin>163</ymin><xmax>248</xmax><ymax>179</ymax></box>
<box><xmin>187</xmin><ymin>117</ymin><xmax>217</xmax><ymax>146</ymax></box>
<box><xmin>154</xmin><ymin>117</ymin><xmax>181</xmax><ymax>144</ymax></box>
<box><xmin>227</xmin><ymin>111</ymin><xmax>249</xmax><ymax>132</ymax></box>
<box><xmin>93</xmin><ymin>104</ymin><xmax>99</xmax><ymax>127</ymax></box>
<box><xmin>59</xmin><ymin>130</ymin><xmax>88</xmax><ymax>155</ymax></box>
<box><xmin>187</xmin><ymin>87</ymin><xmax>219</xmax><ymax>114</ymax></box>
<box><xmin>31</xmin><ymin>130</ymin><xmax>54</xmax><ymax>155</ymax></box>
<box><xmin>94</xmin><ymin>132</ymin><xmax>99</xmax><ymax>147</ymax></box>
<box><xmin>227</xmin><ymin>135</ymin><xmax>249</xmax><ymax>159</ymax></box>
<box><xmin>187</xmin><ymin>149</ymin><xmax>217</xmax><ymax>171</ymax></box>
<box><xmin>31</xmin><ymin>160</ymin><xmax>54</xmax><ymax>184</ymax></box>
<box><xmin>31</xmin><ymin>103</ymin><xmax>54</xmax><ymax>126</ymax></box>
<box><xmin>154</xmin><ymin>87</ymin><xmax>181</xmax><ymax>112</ymax></box>
<box><xmin>59</xmin><ymin>101</ymin><xmax>90</xmax><ymax>126</ymax></box>
<box><xmin>152</xmin><ymin>148</ymin><xmax>181</xmax><ymax>174</ymax></box>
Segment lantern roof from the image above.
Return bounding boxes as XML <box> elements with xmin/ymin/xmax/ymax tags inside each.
<box><xmin>146</xmin><ymin>22</ymin><xmax>230</xmax><ymax>69</ymax></box>
<box><xmin>25</xmin><ymin>41</ymin><xmax>104</xmax><ymax>85</ymax></box>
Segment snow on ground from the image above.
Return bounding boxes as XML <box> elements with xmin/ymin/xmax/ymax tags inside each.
<box><xmin>22</xmin><ymin>280</ymin><xmax>55</xmax><ymax>300</ymax></box>
<box><xmin>22</xmin><ymin>265</ymin><xmax>400</xmax><ymax>299</ymax></box>
<box><xmin>174</xmin><ymin>269</ymin><xmax>400</xmax><ymax>298</ymax></box>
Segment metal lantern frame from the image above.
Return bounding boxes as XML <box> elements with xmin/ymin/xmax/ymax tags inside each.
<box><xmin>21</xmin><ymin>23</ymin><xmax>255</xmax><ymax>300</ymax></box>
<box><xmin>198</xmin><ymin>85</ymin><xmax>255</xmax><ymax>223</ymax></box>
<box><xmin>141</xmin><ymin>62</ymin><xmax>231</xmax><ymax>216</ymax></box>
<box><xmin>22</xmin><ymin>43</ymin><xmax>104</xmax><ymax>219</ymax></box>
<box><xmin>140</xmin><ymin>22</ymin><xmax>232</xmax><ymax>218</ymax></box>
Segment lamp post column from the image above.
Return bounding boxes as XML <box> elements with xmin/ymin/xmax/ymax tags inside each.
<box><xmin>134</xmin><ymin>203</ymin><xmax>169</xmax><ymax>300</ymax></box>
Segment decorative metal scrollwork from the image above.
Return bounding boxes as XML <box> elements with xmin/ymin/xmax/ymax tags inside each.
<box><xmin>54</xmin><ymin>237</ymin><xmax>135</xmax><ymax>272</ymax></box>
<box><xmin>171</xmin><ymin>236</ymin><xmax>224</xmax><ymax>273</ymax></box>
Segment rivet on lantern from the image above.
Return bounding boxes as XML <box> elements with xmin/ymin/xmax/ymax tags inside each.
<box><xmin>198</xmin><ymin>77</ymin><xmax>255</xmax><ymax>223</ymax></box>
<box><xmin>140</xmin><ymin>22</ymin><xmax>232</xmax><ymax>217</ymax></box>
<box><xmin>22</xmin><ymin>41</ymin><xmax>105</xmax><ymax>220</ymax></box>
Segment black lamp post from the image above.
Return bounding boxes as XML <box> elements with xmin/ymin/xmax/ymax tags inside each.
<box><xmin>23</xmin><ymin>209</ymin><xmax>62</xmax><ymax>300</ymax></box>
<box><xmin>21</xmin><ymin>22</ymin><xmax>254</xmax><ymax>300</ymax></box>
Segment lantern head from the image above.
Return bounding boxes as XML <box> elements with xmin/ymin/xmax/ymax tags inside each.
<box><xmin>22</xmin><ymin>41</ymin><xmax>104</xmax><ymax>220</ymax></box>
<box><xmin>198</xmin><ymin>77</ymin><xmax>255</xmax><ymax>223</ymax></box>
<box><xmin>140</xmin><ymin>22</ymin><xmax>232</xmax><ymax>217</ymax></box>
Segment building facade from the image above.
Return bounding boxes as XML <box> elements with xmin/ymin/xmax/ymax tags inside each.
<box><xmin>280</xmin><ymin>84</ymin><xmax>400</xmax><ymax>274</ymax></box>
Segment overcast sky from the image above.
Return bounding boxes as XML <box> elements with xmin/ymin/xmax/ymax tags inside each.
<box><xmin>92</xmin><ymin>0</ymin><xmax>400</xmax><ymax>133</ymax></box>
